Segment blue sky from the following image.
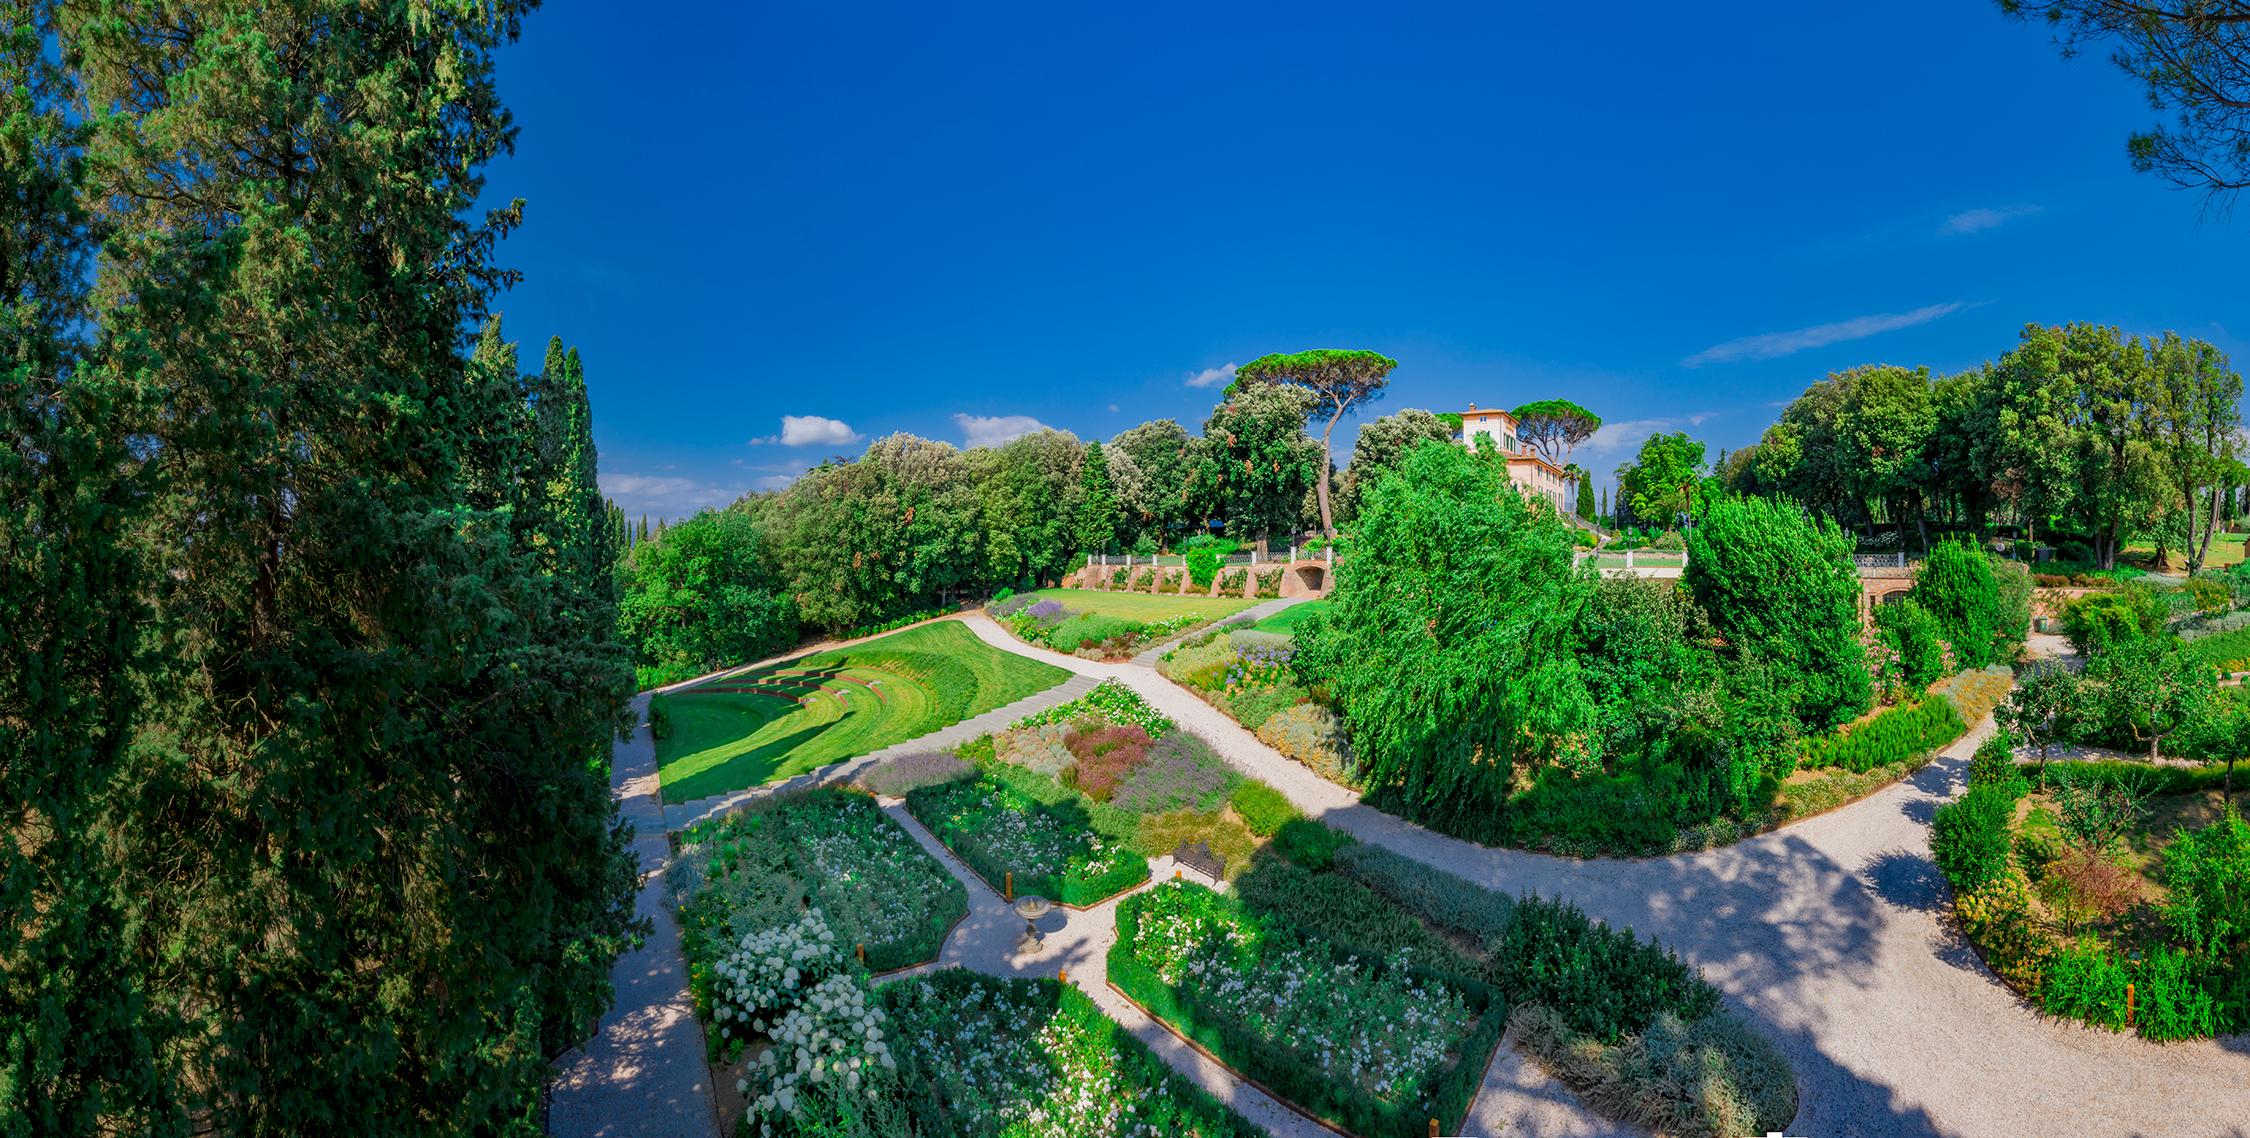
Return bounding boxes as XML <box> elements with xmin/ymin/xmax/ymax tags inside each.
<box><xmin>484</xmin><ymin>0</ymin><xmax>2244</xmax><ymax>520</ymax></box>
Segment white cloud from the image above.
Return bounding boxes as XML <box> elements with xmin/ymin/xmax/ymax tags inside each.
<box><xmin>1185</xmin><ymin>362</ymin><xmax>1237</xmax><ymax>388</ymax></box>
<box><xmin>599</xmin><ymin>472</ymin><xmax>747</xmax><ymax>517</ymax></box>
<box><xmin>1941</xmin><ymin>205</ymin><xmax>2039</xmax><ymax>235</ymax></box>
<box><xmin>954</xmin><ymin>413</ymin><xmax>1051</xmax><ymax>449</ymax></box>
<box><xmin>1583</xmin><ymin>414</ymin><xmax>1718</xmax><ymax>457</ymax></box>
<box><xmin>1682</xmin><ymin>303</ymin><xmax>1965</xmax><ymax>367</ymax></box>
<box><xmin>755</xmin><ymin>473</ymin><xmax>798</xmax><ymax>492</ymax></box>
<box><xmin>750</xmin><ymin>414</ymin><xmax>863</xmax><ymax>447</ymax></box>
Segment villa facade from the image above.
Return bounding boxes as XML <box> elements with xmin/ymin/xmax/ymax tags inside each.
<box><xmin>1457</xmin><ymin>403</ymin><xmax>1575</xmax><ymax>513</ymax></box>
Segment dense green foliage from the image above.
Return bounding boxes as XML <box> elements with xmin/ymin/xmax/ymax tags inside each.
<box><xmin>1683</xmin><ymin>496</ymin><xmax>1872</xmax><ymax>731</ymax></box>
<box><xmin>1336</xmin><ymin>408</ymin><xmax>1459</xmax><ymax>522</ymax></box>
<box><xmin>1798</xmin><ymin>697</ymin><xmax>1968</xmax><ymax>774</ymax></box>
<box><xmin>1911</xmin><ymin>540</ymin><xmax>2004</xmax><ymax>666</ymax></box>
<box><xmin>1510</xmin><ymin>398</ymin><xmax>1603</xmax><ymax>468</ymax></box>
<box><xmin>1874</xmin><ymin>599</ymin><xmax>1948</xmax><ymax>689</ymax></box>
<box><xmin>2062</xmin><ymin>585</ymin><xmax>2168</xmax><ymax>656</ymax></box>
<box><xmin>1300</xmin><ymin>440</ymin><xmax>1595</xmax><ymax>834</ymax></box>
<box><xmin>1</xmin><ymin>5</ymin><xmax>644</xmax><ymax>1132</ymax></box>
<box><xmin>1735</xmin><ymin>324</ymin><xmax>2242</xmax><ymax>573</ymax></box>
<box><xmin>1613</xmin><ymin>431</ymin><xmax>1706</xmax><ymax>530</ymax></box>
<box><xmin>617</xmin><ymin>509</ymin><xmax>800</xmax><ymax>688</ymax></box>
<box><xmin>1932</xmin><ymin>783</ymin><xmax>2020</xmax><ymax>891</ymax></box>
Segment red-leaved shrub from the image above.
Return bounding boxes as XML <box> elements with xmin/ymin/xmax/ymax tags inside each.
<box><xmin>1064</xmin><ymin>725</ymin><xmax>1152</xmax><ymax>801</ymax></box>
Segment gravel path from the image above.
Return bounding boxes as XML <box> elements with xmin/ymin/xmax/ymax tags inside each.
<box><xmin>548</xmin><ymin>694</ymin><xmax>722</xmax><ymax>1138</ymax></box>
<box><xmin>959</xmin><ymin>612</ymin><xmax>2250</xmax><ymax>1138</ymax></box>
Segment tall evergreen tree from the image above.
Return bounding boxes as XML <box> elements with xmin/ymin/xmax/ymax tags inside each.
<box><xmin>1</xmin><ymin>5</ymin><xmax>166</xmax><ymax>1128</ymax></box>
<box><xmin>1074</xmin><ymin>439</ymin><xmax>1120</xmax><ymax>554</ymax></box>
<box><xmin>49</xmin><ymin>3</ymin><xmax>641</xmax><ymax>1132</ymax></box>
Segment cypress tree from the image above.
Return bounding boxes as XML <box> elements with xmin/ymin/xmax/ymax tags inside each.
<box><xmin>0</xmin><ymin>8</ymin><xmax>166</xmax><ymax>1127</ymax></box>
<box><xmin>1075</xmin><ymin>440</ymin><xmax>1120</xmax><ymax>554</ymax></box>
<box><xmin>50</xmin><ymin>2</ymin><xmax>641</xmax><ymax>1132</ymax></box>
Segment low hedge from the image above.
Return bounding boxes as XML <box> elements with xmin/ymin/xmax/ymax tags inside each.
<box><xmin>646</xmin><ymin>692</ymin><xmax>674</xmax><ymax>741</ymax></box>
<box><xmin>1333</xmin><ymin>841</ymin><xmax>1516</xmax><ymax>946</ymax></box>
<box><xmin>1798</xmin><ymin>695</ymin><xmax>1967</xmax><ymax>773</ymax></box>
<box><xmin>1228</xmin><ymin>778</ymin><xmax>1297</xmax><ymax>836</ymax></box>
<box><xmin>1110</xmin><ymin>884</ymin><xmax>1503</xmax><ymax>1138</ymax></box>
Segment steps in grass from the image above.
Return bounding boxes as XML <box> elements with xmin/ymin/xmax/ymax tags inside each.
<box><xmin>660</xmin><ymin>673</ymin><xmax>1101</xmax><ymax>832</ymax></box>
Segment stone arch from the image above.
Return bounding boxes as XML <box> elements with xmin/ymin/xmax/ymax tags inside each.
<box><xmin>1288</xmin><ymin>563</ymin><xmax>1328</xmax><ymax>596</ymax></box>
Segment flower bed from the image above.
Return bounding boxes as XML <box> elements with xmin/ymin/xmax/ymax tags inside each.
<box><xmin>1015</xmin><ymin>678</ymin><xmax>1175</xmax><ymax>737</ymax></box>
<box><xmin>670</xmin><ymin>788</ymin><xmax>966</xmax><ymax>983</ymax></box>
<box><xmin>1223</xmin><ymin>842</ymin><xmax>1795</xmax><ymax>1138</ymax></box>
<box><xmin>1110</xmin><ymin>880</ymin><xmax>1496</xmax><ymax>1138</ymax></box>
<box><xmin>1934</xmin><ymin>764</ymin><xmax>2249</xmax><ymax>1040</ymax></box>
<box><xmin>905</xmin><ymin>774</ymin><xmax>1149</xmax><ymax>906</ymax></box>
<box><xmin>878</xmin><ymin>970</ymin><xmax>1261</xmax><ymax>1138</ymax></box>
<box><xmin>1160</xmin><ymin>629</ymin><xmax>1360</xmax><ymax>786</ymax></box>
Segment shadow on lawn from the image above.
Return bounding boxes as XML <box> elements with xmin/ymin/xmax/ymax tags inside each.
<box><xmin>661</xmin><ymin>715</ymin><xmax>850</xmax><ymax>804</ymax></box>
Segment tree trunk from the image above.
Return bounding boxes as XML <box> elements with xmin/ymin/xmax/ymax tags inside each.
<box><xmin>1316</xmin><ymin>416</ymin><xmax>1337</xmax><ymax>539</ymax></box>
<box><xmin>2197</xmin><ymin>484</ymin><xmax>2221</xmax><ymax>573</ymax></box>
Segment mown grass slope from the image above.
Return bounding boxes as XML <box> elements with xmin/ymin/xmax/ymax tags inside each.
<box><xmin>657</xmin><ymin>620</ymin><xmax>1068</xmax><ymax>801</ymax></box>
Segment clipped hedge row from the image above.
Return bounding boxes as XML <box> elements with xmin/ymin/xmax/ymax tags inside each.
<box><xmin>1798</xmin><ymin>695</ymin><xmax>1967</xmax><ymax>774</ymax></box>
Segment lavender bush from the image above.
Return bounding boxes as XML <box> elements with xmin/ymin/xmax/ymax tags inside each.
<box><xmin>1110</xmin><ymin>731</ymin><xmax>1241</xmax><ymax>814</ymax></box>
<box><xmin>859</xmin><ymin>750</ymin><xmax>976</xmax><ymax>797</ymax></box>
<box><xmin>1027</xmin><ymin>599</ymin><xmax>1067</xmax><ymax>622</ymax></box>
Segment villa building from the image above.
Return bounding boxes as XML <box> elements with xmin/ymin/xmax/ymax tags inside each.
<box><xmin>1457</xmin><ymin>403</ymin><xmax>1575</xmax><ymax>513</ymax></box>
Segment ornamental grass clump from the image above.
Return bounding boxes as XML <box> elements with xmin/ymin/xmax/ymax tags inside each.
<box><xmin>993</xmin><ymin>723</ymin><xmax>1077</xmax><ymax>777</ymax></box>
<box><xmin>1256</xmin><ymin>702</ymin><xmax>1357</xmax><ymax>785</ymax></box>
<box><xmin>1507</xmin><ymin>1004</ymin><xmax>1796</xmax><ymax>1138</ymax></box>
<box><xmin>1797</xmin><ymin>696</ymin><xmax>1966</xmax><ymax>774</ymax></box>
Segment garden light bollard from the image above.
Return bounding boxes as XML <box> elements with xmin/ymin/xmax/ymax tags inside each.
<box><xmin>856</xmin><ymin>943</ymin><xmax>865</xmax><ymax>966</ymax></box>
<box><xmin>1428</xmin><ymin>1119</ymin><xmax>1439</xmax><ymax>1137</ymax></box>
<box><xmin>1004</xmin><ymin>871</ymin><xmax>1013</xmax><ymax>902</ymax></box>
<box><xmin>2127</xmin><ymin>982</ymin><xmax>2135</xmax><ymax>1027</ymax></box>
<box><xmin>1058</xmin><ymin>968</ymin><xmax>1067</xmax><ymax>984</ymax></box>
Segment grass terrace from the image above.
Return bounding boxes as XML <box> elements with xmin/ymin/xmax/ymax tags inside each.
<box><xmin>654</xmin><ymin>620</ymin><xmax>1068</xmax><ymax>802</ymax></box>
<box><xmin>1250</xmin><ymin>599</ymin><xmax>1329</xmax><ymax>634</ymax></box>
<box><xmin>992</xmin><ymin>587</ymin><xmax>1259</xmax><ymax>659</ymax></box>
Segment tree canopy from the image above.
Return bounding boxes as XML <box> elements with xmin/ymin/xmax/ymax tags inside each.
<box><xmin>1236</xmin><ymin>348</ymin><xmax>1399</xmax><ymax>538</ymax></box>
<box><xmin>2000</xmin><ymin>0</ymin><xmax>2250</xmax><ymax>202</ymax></box>
<box><xmin>1510</xmin><ymin>398</ymin><xmax>1603</xmax><ymax>468</ymax></box>
<box><xmin>1683</xmin><ymin>496</ymin><xmax>1872</xmax><ymax>731</ymax></box>
<box><xmin>1298</xmin><ymin>440</ymin><xmax>1596</xmax><ymax>837</ymax></box>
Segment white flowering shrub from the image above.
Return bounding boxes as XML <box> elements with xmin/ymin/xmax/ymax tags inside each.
<box><xmin>1114</xmin><ymin>880</ymin><xmax>1480</xmax><ymax>1124</ymax></box>
<box><xmin>881</xmin><ymin>970</ymin><xmax>1258</xmax><ymax>1137</ymax></box>
<box><xmin>739</xmin><ymin>971</ymin><xmax>893</xmax><ymax>1137</ymax></box>
<box><xmin>709</xmin><ymin>908</ymin><xmax>848</xmax><ymax>1063</ymax></box>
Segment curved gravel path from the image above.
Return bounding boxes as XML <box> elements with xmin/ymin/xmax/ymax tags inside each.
<box><xmin>958</xmin><ymin>611</ymin><xmax>2250</xmax><ymax>1138</ymax></box>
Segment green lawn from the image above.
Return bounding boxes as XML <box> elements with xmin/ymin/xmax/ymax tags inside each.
<box><xmin>656</xmin><ymin>620</ymin><xmax>1069</xmax><ymax>802</ymax></box>
<box><xmin>1016</xmin><ymin>587</ymin><xmax>1259</xmax><ymax>622</ymax></box>
<box><xmin>1251</xmin><ymin>600</ymin><xmax>1329</xmax><ymax>634</ymax></box>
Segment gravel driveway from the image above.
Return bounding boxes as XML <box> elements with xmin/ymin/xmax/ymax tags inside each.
<box><xmin>960</xmin><ymin>611</ymin><xmax>2250</xmax><ymax>1138</ymax></box>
